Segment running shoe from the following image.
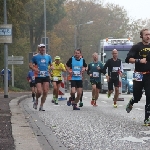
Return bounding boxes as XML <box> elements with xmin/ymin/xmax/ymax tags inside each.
<box><xmin>39</xmin><ymin>106</ymin><xmax>45</xmax><ymax>111</ymax></box>
<box><xmin>91</xmin><ymin>100</ymin><xmax>95</xmax><ymax>105</ymax></box>
<box><xmin>33</xmin><ymin>102</ymin><xmax>37</xmax><ymax>110</ymax></box>
<box><xmin>107</xmin><ymin>93</ymin><xmax>111</xmax><ymax>98</ymax></box>
<box><xmin>79</xmin><ymin>102</ymin><xmax>83</xmax><ymax>107</ymax></box>
<box><xmin>93</xmin><ymin>101</ymin><xmax>98</xmax><ymax>106</ymax></box>
<box><xmin>67</xmin><ymin>97</ymin><xmax>72</xmax><ymax>106</ymax></box>
<box><xmin>126</xmin><ymin>100</ymin><xmax>133</xmax><ymax>113</ymax></box>
<box><xmin>113</xmin><ymin>104</ymin><xmax>117</xmax><ymax>108</ymax></box>
<box><xmin>73</xmin><ymin>104</ymin><xmax>80</xmax><ymax>110</ymax></box>
<box><xmin>55</xmin><ymin>98</ymin><xmax>58</xmax><ymax>105</ymax></box>
<box><xmin>32</xmin><ymin>98</ymin><xmax>35</xmax><ymax>102</ymax></box>
<box><xmin>144</xmin><ymin>119</ymin><xmax>150</xmax><ymax>126</ymax></box>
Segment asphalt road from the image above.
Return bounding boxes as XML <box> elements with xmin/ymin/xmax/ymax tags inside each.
<box><xmin>20</xmin><ymin>92</ymin><xmax>150</xmax><ymax>150</ymax></box>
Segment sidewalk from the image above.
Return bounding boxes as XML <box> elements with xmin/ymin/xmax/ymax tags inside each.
<box><xmin>0</xmin><ymin>92</ymin><xmax>30</xmax><ymax>150</ymax></box>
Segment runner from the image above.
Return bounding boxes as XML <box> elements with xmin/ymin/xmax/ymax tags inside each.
<box><xmin>1</xmin><ymin>68</ymin><xmax>11</xmax><ymax>89</ymax></box>
<box><xmin>27</xmin><ymin>69</ymin><xmax>36</xmax><ymax>102</ymax></box>
<box><xmin>50</xmin><ymin>56</ymin><xmax>66</xmax><ymax>105</ymax></box>
<box><xmin>66</xmin><ymin>55</ymin><xmax>85</xmax><ymax>107</ymax></box>
<box><xmin>29</xmin><ymin>43</ymin><xmax>52</xmax><ymax>111</ymax></box>
<box><xmin>103</xmin><ymin>49</ymin><xmax>123</xmax><ymax>108</ymax></box>
<box><xmin>125</xmin><ymin>29</ymin><xmax>150</xmax><ymax>125</ymax></box>
<box><xmin>66</xmin><ymin>48</ymin><xmax>87</xmax><ymax>110</ymax></box>
<box><xmin>87</xmin><ymin>52</ymin><xmax>104</xmax><ymax>106</ymax></box>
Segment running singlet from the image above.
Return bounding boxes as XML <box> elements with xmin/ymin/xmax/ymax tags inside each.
<box><xmin>72</xmin><ymin>57</ymin><xmax>83</xmax><ymax>80</ymax></box>
<box><xmin>51</xmin><ymin>62</ymin><xmax>66</xmax><ymax>81</ymax></box>
<box><xmin>32</xmin><ymin>54</ymin><xmax>52</xmax><ymax>77</ymax></box>
<box><xmin>27</xmin><ymin>70</ymin><xmax>35</xmax><ymax>83</ymax></box>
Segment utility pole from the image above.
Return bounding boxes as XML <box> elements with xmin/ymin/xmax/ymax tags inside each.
<box><xmin>4</xmin><ymin>0</ymin><xmax>8</xmax><ymax>98</ymax></box>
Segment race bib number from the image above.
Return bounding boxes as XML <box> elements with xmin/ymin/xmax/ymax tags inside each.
<box><xmin>53</xmin><ymin>77</ymin><xmax>58</xmax><ymax>81</ymax></box>
<box><xmin>32</xmin><ymin>76</ymin><xmax>35</xmax><ymax>80</ymax></box>
<box><xmin>40</xmin><ymin>71</ymin><xmax>46</xmax><ymax>77</ymax></box>
<box><xmin>73</xmin><ymin>71</ymin><xmax>81</xmax><ymax>76</ymax></box>
<box><xmin>93</xmin><ymin>72</ymin><xmax>99</xmax><ymax>77</ymax></box>
<box><xmin>133</xmin><ymin>72</ymin><xmax>143</xmax><ymax>81</ymax></box>
<box><xmin>112</xmin><ymin>67</ymin><xmax>120</xmax><ymax>72</ymax></box>
<box><xmin>73</xmin><ymin>66</ymin><xmax>80</xmax><ymax>69</ymax></box>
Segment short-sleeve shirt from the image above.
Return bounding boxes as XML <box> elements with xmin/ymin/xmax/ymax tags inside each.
<box><xmin>32</xmin><ymin>54</ymin><xmax>52</xmax><ymax>77</ymax></box>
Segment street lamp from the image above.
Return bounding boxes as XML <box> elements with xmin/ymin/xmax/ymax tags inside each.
<box><xmin>74</xmin><ymin>21</ymin><xmax>93</xmax><ymax>49</ymax></box>
<box><xmin>44</xmin><ymin>0</ymin><xmax>46</xmax><ymax>47</ymax></box>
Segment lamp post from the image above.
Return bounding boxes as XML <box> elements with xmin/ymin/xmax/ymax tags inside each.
<box><xmin>44</xmin><ymin>0</ymin><xmax>46</xmax><ymax>47</ymax></box>
<box><xmin>74</xmin><ymin>21</ymin><xmax>93</xmax><ymax>49</ymax></box>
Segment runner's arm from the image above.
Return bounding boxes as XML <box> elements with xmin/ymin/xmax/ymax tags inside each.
<box><xmin>125</xmin><ymin>45</ymin><xmax>138</xmax><ymax>63</ymax></box>
<box><xmin>101</xmin><ymin>59</ymin><xmax>109</xmax><ymax>75</ymax></box>
<box><xmin>87</xmin><ymin>64</ymin><xmax>90</xmax><ymax>75</ymax></box>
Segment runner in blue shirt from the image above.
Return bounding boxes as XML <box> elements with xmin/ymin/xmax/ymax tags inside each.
<box><xmin>66</xmin><ymin>49</ymin><xmax>87</xmax><ymax>110</ymax></box>
<box><xmin>27</xmin><ymin>70</ymin><xmax>36</xmax><ymax>102</ymax></box>
<box><xmin>1</xmin><ymin>69</ymin><xmax>11</xmax><ymax>87</ymax></box>
<box><xmin>29</xmin><ymin>44</ymin><xmax>52</xmax><ymax>111</ymax></box>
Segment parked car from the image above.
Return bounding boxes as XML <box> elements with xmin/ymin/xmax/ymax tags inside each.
<box><xmin>122</xmin><ymin>71</ymin><xmax>133</xmax><ymax>94</ymax></box>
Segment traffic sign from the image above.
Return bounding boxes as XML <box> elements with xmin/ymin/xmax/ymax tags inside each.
<box><xmin>8</xmin><ymin>61</ymin><xmax>23</xmax><ymax>65</ymax></box>
<box><xmin>0</xmin><ymin>24</ymin><xmax>12</xmax><ymax>43</ymax></box>
<box><xmin>8</xmin><ymin>56</ymin><xmax>23</xmax><ymax>61</ymax></box>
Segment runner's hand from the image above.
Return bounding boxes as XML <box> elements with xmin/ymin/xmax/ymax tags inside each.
<box><xmin>97</xmin><ymin>66</ymin><xmax>101</xmax><ymax>70</ymax></box>
<box><xmin>106</xmin><ymin>76</ymin><xmax>110</xmax><ymax>82</ymax></box>
<box><xmin>50</xmin><ymin>66</ymin><xmax>54</xmax><ymax>70</ymax></box>
<box><xmin>119</xmin><ymin>72</ymin><xmax>122</xmax><ymax>77</ymax></box>
<box><xmin>140</xmin><ymin>58</ymin><xmax>147</xmax><ymax>64</ymax></box>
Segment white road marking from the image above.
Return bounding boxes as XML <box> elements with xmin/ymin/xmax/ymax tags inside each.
<box><xmin>118</xmin><ymin>136</ymin><xmax>146</xmax><ymax>143</ymax></box>
<box><xmin>135</xmin><ymin>108</ymin><xmax>143</xmax><ymax>111</ymax></box>
<box><xmin>139</xmin><ymin>131</ymin><xmax>150</xmax><ymax>135</ymax></box>
<box><xmin>101</xmin><ymin>101</ymin><xmax>107</xmax><ymax>103</ymax></box>
<box><xmin>83</xmin><ymin>96</ymin><xmax>88</xmax><ymax>98</ymax></box>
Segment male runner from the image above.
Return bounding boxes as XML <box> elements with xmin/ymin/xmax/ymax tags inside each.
<box><xmin>87</xmin><ymin>52</ymin><xmax>104</xmax><ymax>106</ymax></box>
<box><xmin>125</xmin><ymin>29</ymin><xmax>150</xmax><ymax>125</ymax></box>
<box><xmin>103</xmin><ymin>49</ymin><xmax>123</xmax><ymax>108</ymax></box>
<box><xmin>27</xmin><ymin>69</ymin><xmax>36</xmax><ymax>102</ymax></box>
<box><xmin>66</xmin><ymin>49</ymin><xmax>87</xmax><ymax>110</ymax></box>
<box><xmin>29</xmin><ymin>43</ymin><xmax>52</xmax><ymax>111</ymax></box>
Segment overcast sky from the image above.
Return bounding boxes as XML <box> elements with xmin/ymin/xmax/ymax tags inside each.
<box><xmin>103</xmin><ymin>0</ymin><xmax>150</xmax><ymax>20</ymax></box>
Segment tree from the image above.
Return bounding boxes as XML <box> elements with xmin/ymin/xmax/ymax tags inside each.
<box><xmin>24</xmin><ymin>0</ymin><xmax>66</xmax><ymax>52</ymax></box>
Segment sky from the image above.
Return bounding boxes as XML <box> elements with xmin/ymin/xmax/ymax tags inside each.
<box><xmin>103</xmin><ymin>0</ymin><xmax>150</xmax><ymax>20</ymax></box>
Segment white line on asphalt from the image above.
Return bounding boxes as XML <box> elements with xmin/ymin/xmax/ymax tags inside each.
<box><xmin>135</xmin><ymin>108</ymin><xmax>143</xmax><ymax>111</ymax></box>
<box><xmin>83</xmin><ymin>96</ymin><xmax>87</xmax><ymax>98</ymax></box>
<box><xmin>118</xmin><ymin>105</ymin><xmax>123</xmax><ymax>107</ymax></box>
<box><xmin>101</xmin><ymin>101</ymin><xmax>107</xmax><ymax>103</ymax></box>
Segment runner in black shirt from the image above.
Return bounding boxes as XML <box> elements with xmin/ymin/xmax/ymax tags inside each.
<box><xmin>125</xmin><ymin>28</ymin><xmax>150</xmax><ymax>126</ymax></box>
<box><xmin>103</xmin><ymin>49</ymin><xmax>123</xmax><ymax>108</ymax></box>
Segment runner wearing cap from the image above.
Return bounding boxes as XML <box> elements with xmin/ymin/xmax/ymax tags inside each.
<box><xmin>29</xmin><ymin>44</ymin><xmax>52</xmax><ymax>111</ymax></box>
<box><xmin>50</xmin><ymin>56</ymin><xmax>66</xmax><ymax>105</ymax></box>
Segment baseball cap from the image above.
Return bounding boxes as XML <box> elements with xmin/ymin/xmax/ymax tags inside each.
<box><xmin>55</xmin><ymin>56</ymin><xmax>60</xmax><ymax>60</ymax></box>
<box><xmin>38</xmin><ymin>44</ymin><xmax>45</xmax><ymax>47</ymax></box>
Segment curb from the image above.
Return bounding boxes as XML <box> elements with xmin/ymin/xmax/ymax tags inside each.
<box><xmin>9</xmin><ymin>95</ymin><xmax>42</xmax><ymax>150</ymax></box>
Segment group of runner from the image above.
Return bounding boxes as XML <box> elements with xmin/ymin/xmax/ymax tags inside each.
<box><xmin>27</xmin><ymin>28</ymin><xmax>150</xmax><ymax>125</ymax></box>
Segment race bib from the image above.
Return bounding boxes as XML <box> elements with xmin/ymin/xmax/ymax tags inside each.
<box><xmin>112</xmin><ymin>67</ymin><xmax>120</xmax><ymax>72</ymax></box>
<box><xmin>73</xmin><ymin>66</ymin><xmax>80</xmax><ymax>69</ymax></box>
<box><xmin>40</xmin><ymin>71</ymin><xmax>46</xmax><ymax>77</ymax></box>
<box><xmin>32</xmin><ymin>76</ymin><xmax>35</xmax><ymax>80</ymax></box>
<box><xmin>133</xmin><ymin>72</ymin><xmax>143</xmax><ymax>81</ymax></box>
<box><xmin>73</xmin><ymin>71</ymin><xmax>81</xmax><ymax>76</ymax></box>
<box><xmin>93</xmin><ymin>72</ymin><xmax>99</xmax><ymax>77</ymax></box>
<box><xmin>53</xmin><ymin>77</ymin><xmax>58</xmax><ymax>81</ymax></box>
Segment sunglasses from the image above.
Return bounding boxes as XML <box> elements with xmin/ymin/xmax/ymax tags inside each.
<box><xmin>41</xmin><ymin>46</ymin><xmax>45</xmax><ymax>48</ymax></box>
